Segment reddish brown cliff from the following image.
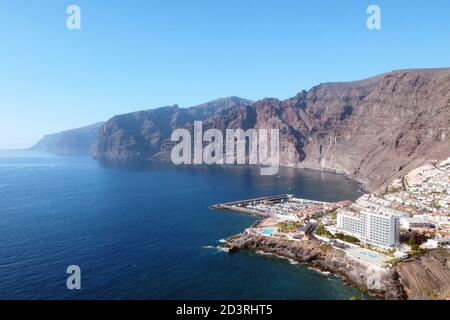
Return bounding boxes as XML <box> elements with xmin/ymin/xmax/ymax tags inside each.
<box><xmin>93</xmin><ymin>68</ymin><xmax>450</xmax><ymax>191</ymax></box>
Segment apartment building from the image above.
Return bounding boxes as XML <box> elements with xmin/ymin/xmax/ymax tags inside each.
<box><xmin>337</xmin><ymin>209</ymin><xmax>400</xmax><ymax>248</ymax></box>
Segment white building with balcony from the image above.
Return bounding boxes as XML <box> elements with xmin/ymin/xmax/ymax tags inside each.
<box><xmin>337</xmin><ymin>209</ymin><xmax>400</xmax><ymax>248</ymax></box>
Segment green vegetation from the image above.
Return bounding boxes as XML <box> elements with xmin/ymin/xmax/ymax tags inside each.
<box><xmin>386</xmin><ymin>248</ymin><xmax>396</xmax><ymax>256</ymax></box>
<box><xmin>328</xmin><ymin>210</ymin><xmax>338</xmax><ymax>220</ymax></box>
<box><xmin>314</xmin><ymin>226</ymin><xmax>361</xmax><ymax>244</ymax></box>
<box><xmin>410</xmin><ymin>244</ymin><xmax>426</xmax><ymax>256</ymax></box>
<box><xmin>360</xmin><ymin>243</ymin><xmax>372</xmax><ymax>250</ymax></box>
<box><xmin>315</xmin><ymin>225</ymin><xmax>333</xmax><ymax>238</ymax></box>
<box><xmin>385</xmin><ymin>186</ymin><xmax>403</xmax><ymax>195</ymax></box>
<box><xmin>401</xmin><ymin>232</ymin><xmax>427</xmax><ymax>246</ymax></box>
<box><xmin>276</xmin><ymin>221</ymin><xmax>303</xmax><ymax>233</ymax></box>
<box><xmin>335</xmin><ymin>233</ymin><xmax>360</xmax><ymax>244</ymax></box>
<box><xmin>383</xmin><ymin>257</ymin><xmax>401</xmax><ymax>265</ymax></box>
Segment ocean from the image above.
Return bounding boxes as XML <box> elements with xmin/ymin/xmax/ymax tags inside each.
<box><xmin>0</xmin><ymin>151</ymin><xmax>366</xmax><ymax>299</ymax></box>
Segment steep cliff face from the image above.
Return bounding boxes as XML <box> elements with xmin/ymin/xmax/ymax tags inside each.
<box><xmin>93</xmin><ymin>97</ymin><xmax>253</xmax><ymax>161</ymax></box>
<box><xmin>93</xmin><ymin>68</ymin><xmax>450</xmax><ymax>191</ymax></box>
<box><xmin>31</xmin><ymin>122</ymin><xmax>104</xmax><ymax>156</ymax></box>
<box><xmin>297</xmin><ymin>69</ymin><xmax>450</xmax><ymax>190</ymax></box>
<box><xmin>395</xmin><ymin>250</ymin><xmax>450</xmax><ymax>300</ymax></box>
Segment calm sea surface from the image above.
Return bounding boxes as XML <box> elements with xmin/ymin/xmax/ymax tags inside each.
<box><xmin>0</xmin><ymin>151</ymin><xmax>366</xmax><ymax>299</ymax></box>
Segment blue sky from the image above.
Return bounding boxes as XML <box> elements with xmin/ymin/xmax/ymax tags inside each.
<box><xmin>1</xmin><ymin>0</ymin><xmax>449</xmax><ymax>148</ymax></box>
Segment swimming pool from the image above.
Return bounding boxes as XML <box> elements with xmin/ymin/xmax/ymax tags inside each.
<box><xmin>262</xmin><ymin>228</ymin><xmax>275</xmax><ymax>236</ymax></box>
<box><xmin>346</xmin><ymin>247</ymin><xmax>390</xmax><ymax>267</ymax></box>
<box><xmin>360</xmin><ymin>251</ymin><xmax>379</xmax><ymax>259</ymax></box>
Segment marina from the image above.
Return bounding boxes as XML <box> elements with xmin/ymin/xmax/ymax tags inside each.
<box><xmin>210</xmin><ymin>194</ymin><xmax>334</xmax><ymax>220</ymax></box>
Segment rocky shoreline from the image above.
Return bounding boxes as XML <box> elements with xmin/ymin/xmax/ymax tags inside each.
<box><xmin>224</xmin><ymin>232</ymin><xmax>450</xmax><ymax>300</ymax></box>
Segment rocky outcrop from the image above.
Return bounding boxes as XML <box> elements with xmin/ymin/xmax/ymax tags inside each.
<box><xmin>226</xmin><ymin>233</ymin><xmax>450</xmax><ymax>300</ymax></box>
<box><xmin>226</xmin><ymin>234</ymin><xmax>406</xmax><ymax>299</ymax></box>
<box><xmin>93</xmin><ymin>68</ymin><xmax>450</xmax><ymax>191</ymax></box>
<box><xmin>30</xmin><ymin>122</ymin><xmax>104</xmax><ymax>156</ymax></box>
<box><xmin>395</xmin><ymin>250</ymin><xmax>450</xmax><ymax>300</ymax></box>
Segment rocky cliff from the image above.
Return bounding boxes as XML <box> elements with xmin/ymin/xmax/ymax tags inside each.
<box><xmin>31</xmin><ymin>122</ymin><xmax>104</xmax><ymax>156</ymax></box>
<box><xmin>93</xmin><ymin>97</ymin><xmax>252</xmax><ymax>162</ymax></box>
<box><xmin>395</xmin><ymin>249</ymin><xmax>450</xmax><ymax>300</ymax></box>
<box><xmin>296</xmin><ymin>68</ymin><xmax>450</xmax><ymax>191</ymax></box>
<box><xmin>93</xmin><ymin>68</ymin><xmax>450</xmax><ymax>191</ymax></box>
<box><xmin>226</xmin><ymin>233</ymin><xmax>450</xmax><ymax>300</ymax></box>
<box><xmin>225</xmin><ymin>233</ymin><xmax>406</xmax><ymax>299</ymax></box>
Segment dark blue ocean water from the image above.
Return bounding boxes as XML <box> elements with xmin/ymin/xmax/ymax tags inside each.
<box><xmin>0</xmin><ymin>151</ymin><xmax>365</xmax><ymax>300</ymax></box>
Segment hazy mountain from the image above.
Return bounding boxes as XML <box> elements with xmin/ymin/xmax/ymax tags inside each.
<box><xmin>30</xmin><ymin>122</ymin><xmax>105</xmax><ymax>156</ymax></box>
<box><xmin>93</xmin><ymin>68</ymin><xmax>450</xmax><ymax>191</ymax></box>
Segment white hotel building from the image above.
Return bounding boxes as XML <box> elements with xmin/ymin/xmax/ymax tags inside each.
<box><xmin>336</xmin><ymin>209</ymin><xmax>400</xmax><ymax>248</ymax></box>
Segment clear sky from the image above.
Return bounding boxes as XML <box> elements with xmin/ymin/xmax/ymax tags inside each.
<box><xmin>1</xmin><ymin>0</ymin><xmax>449</xmax><ymax>149</ymax></box>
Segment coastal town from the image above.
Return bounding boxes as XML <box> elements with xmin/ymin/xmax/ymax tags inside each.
<box><xmin>212</xmin><ymin>158</ymin><xmax>450</xmax><ymax>299</ymax></box>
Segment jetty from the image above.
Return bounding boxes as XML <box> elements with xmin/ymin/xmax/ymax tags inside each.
<box><xmin>210</xmin><ymin>194</ymin><xmax>294</xmax><ymax>217</ymax></box>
